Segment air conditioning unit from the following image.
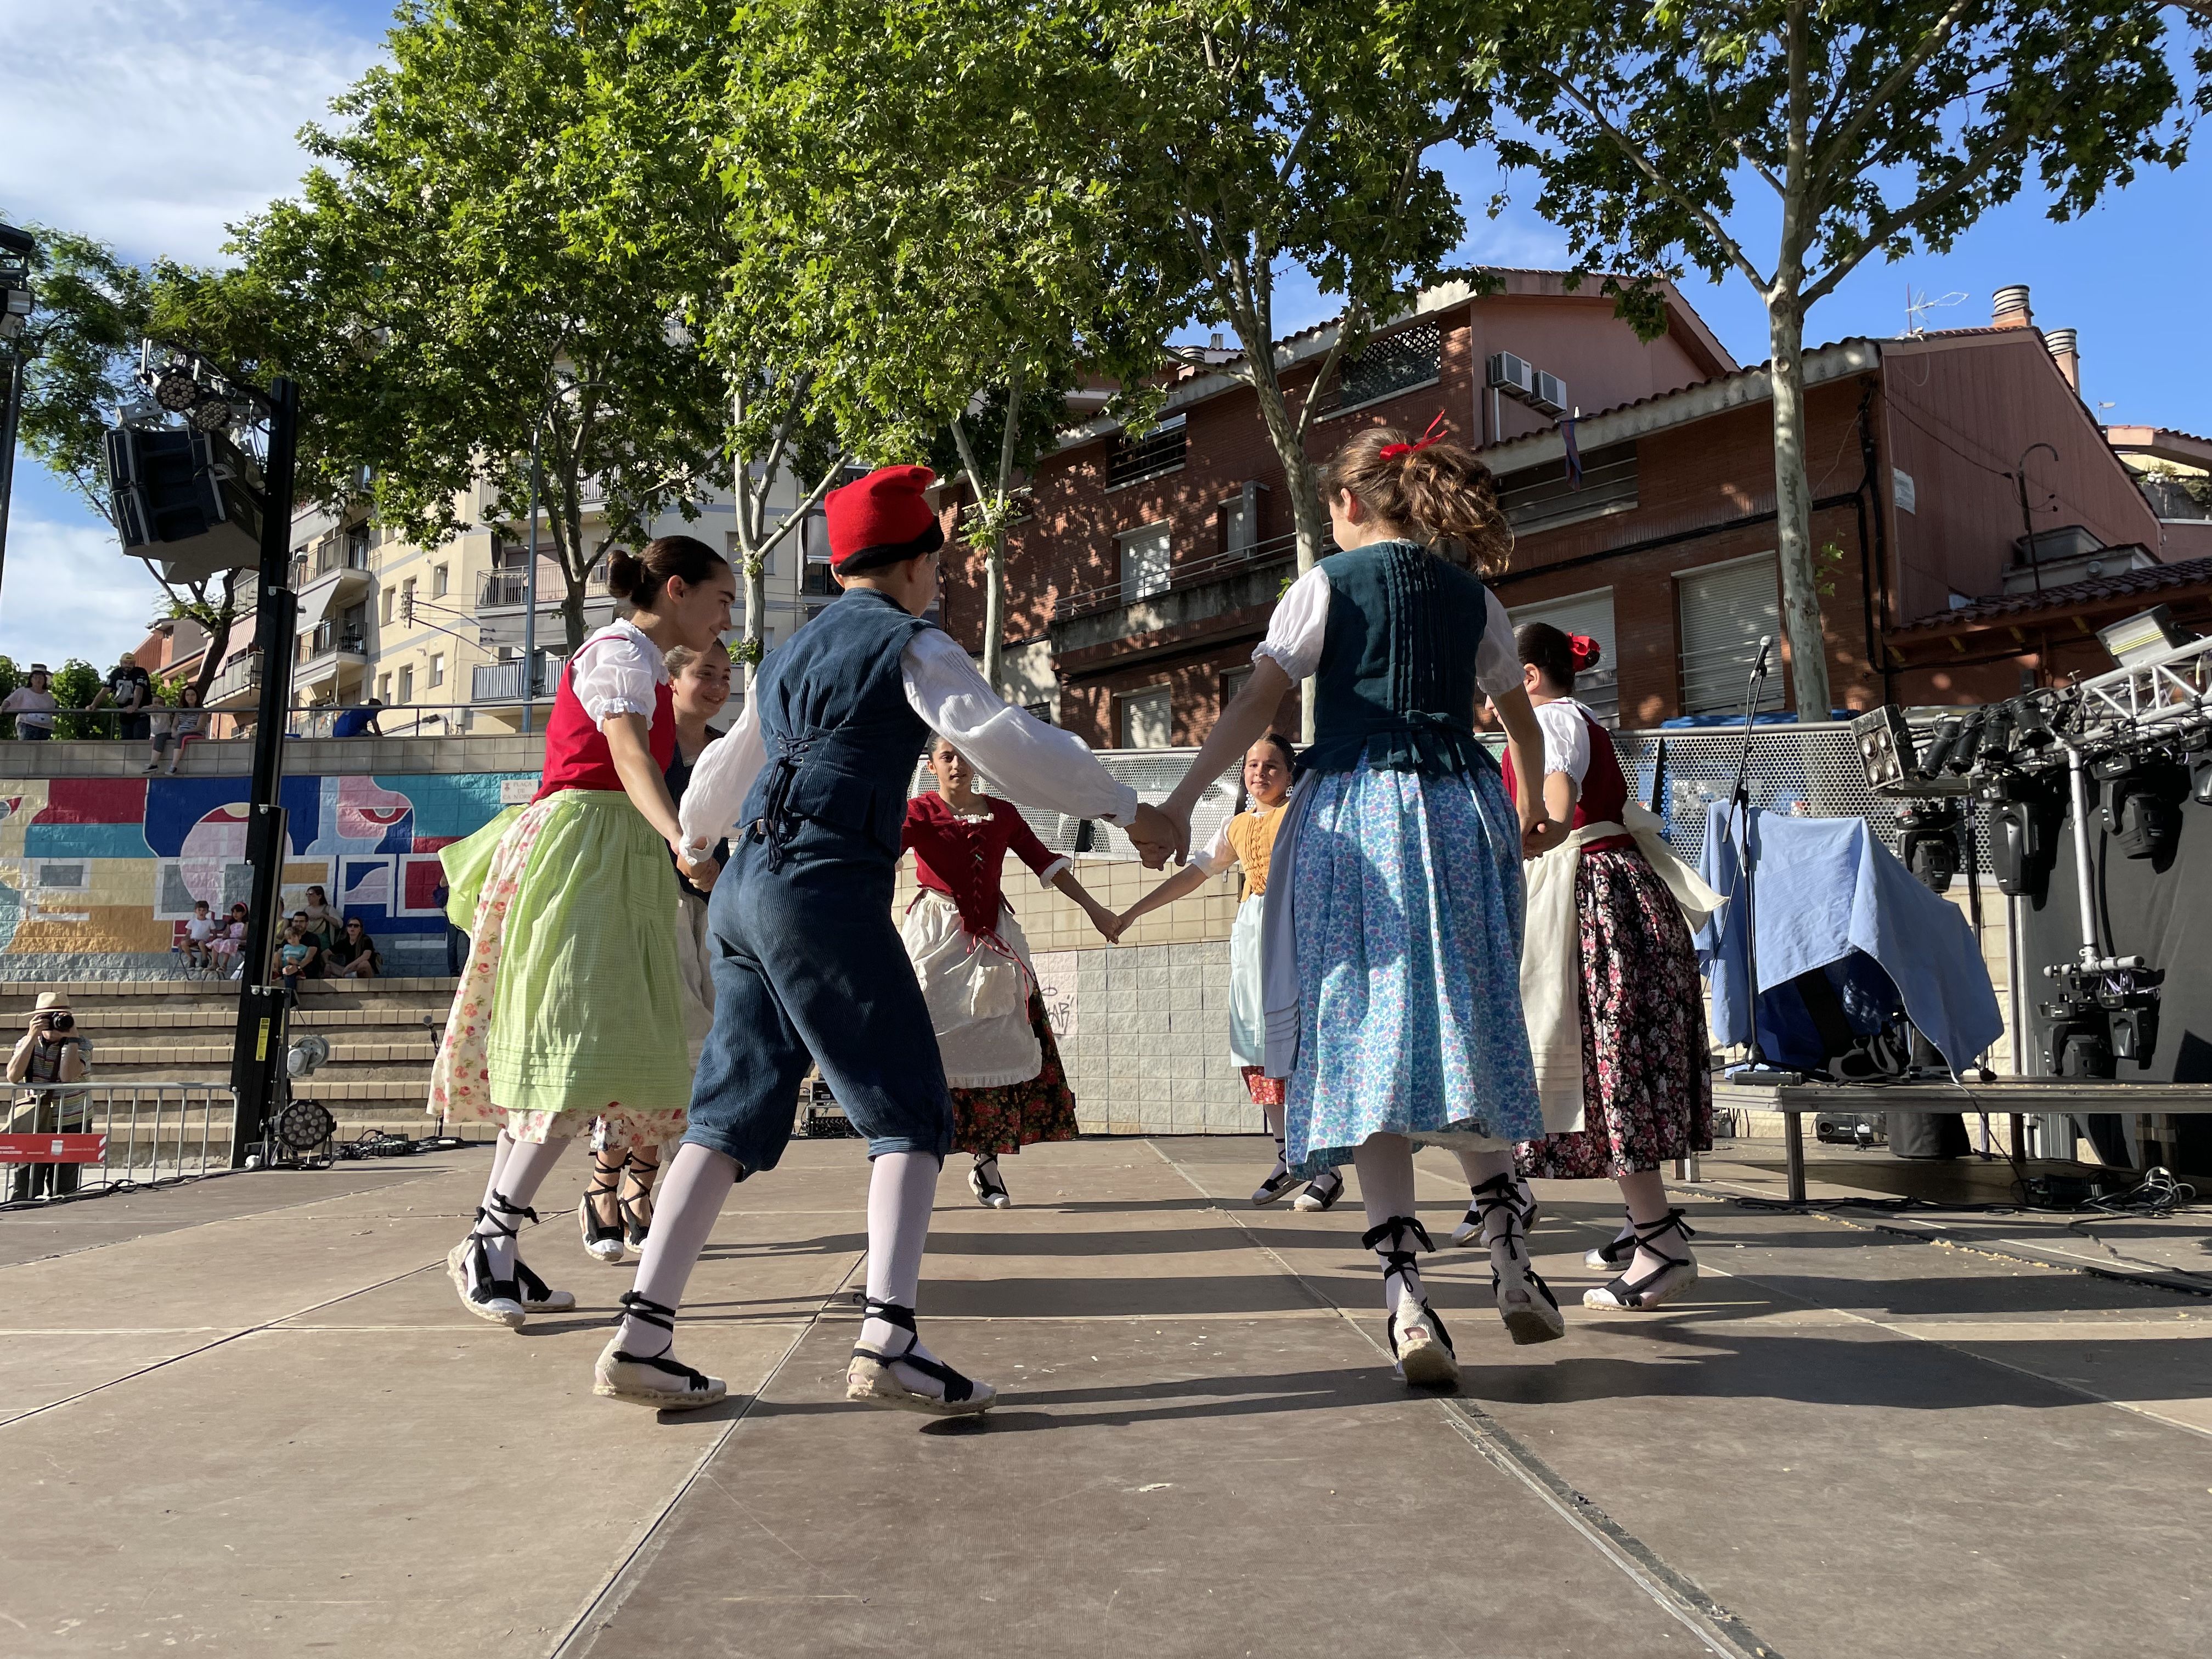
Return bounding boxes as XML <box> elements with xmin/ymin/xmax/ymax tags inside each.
<box><xmin>1486</xmin><ymin>352</ymin><xmax>1536</xmax><ymax>397</ymax></box>
<box><xmin>1526</xmin><ymin>371</ymin><xmax>1568</xmax><ymax>417</ymax></box>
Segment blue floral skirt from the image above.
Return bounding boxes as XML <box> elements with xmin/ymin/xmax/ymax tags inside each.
<box><xmin>1284</xmin><ymin>763</ymin><xmax>1543</xmax><ymax>1175</ymax></box>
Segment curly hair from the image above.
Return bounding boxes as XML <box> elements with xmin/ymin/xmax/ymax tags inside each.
<box><xmin>1318</xmin><ymin>424</ymin><xmax>1514</xmax><ymax>575</ymax></box>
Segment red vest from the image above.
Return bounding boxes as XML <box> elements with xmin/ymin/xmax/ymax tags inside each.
<box><xmin>1502</xmin><ymin>703</ymin><xmax>1633</xmax><ymax>851</ymax></box>
<box><xmin>532</xmin><ymin>635</ymin><xmax>677</xmax><ymax>802</ymax></box>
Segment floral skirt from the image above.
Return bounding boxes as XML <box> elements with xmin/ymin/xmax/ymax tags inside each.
<box><xmin>1516</xmin><ymin>846</ymin><xmax>1713</xmax><ymax>1180</ymax></box>
<box><xmin>950</xmin><ymin>991</ymin><xmax>1079</xmax><ymax>1156</ymax></box>
<box><xmin>426</xmin><ymin>791</ymin><xmax>691</xmax><ymax>1153</ymax></box>
<box><xmin>1285</xmin><ymin>763</ymin><xmax>1543</xmax><ymax>1175</ymax></box>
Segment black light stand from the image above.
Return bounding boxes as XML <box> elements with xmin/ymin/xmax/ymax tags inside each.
<box><xmin>226</xmin><ymin>378</ymin><xmax>302</xmax><ymax>1166</ymax></box>
<box><xmin>1723</xmin><ymin>636</ymin><xmax>1799</xmax><ymax>1086</ymax></box>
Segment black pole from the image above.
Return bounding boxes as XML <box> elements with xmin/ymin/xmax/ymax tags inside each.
<box><xmin>1724</xmin><ymin>636</ymin><xmax>1797</xmax><ymax>1082</ymax></box>
<box><xmin>227</xmin><ymin>377</ymin><xmax>302</xmax><ymax>1164</ymax></box>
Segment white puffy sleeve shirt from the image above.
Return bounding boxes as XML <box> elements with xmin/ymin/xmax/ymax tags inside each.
<box><xmin>1534</xmin><ymin>698</ymin><xmax>1593</xmax><ymax>784</ymax></box>
<box><xmin>677</xmin><ymin>626</ymin><xmax>1141</xmax><ymax>859</ymax></box>
<box><xmin>567</xmin><ymin>621</ymin><xmax>668</xmax><ymax>726</ymax></box>
<box><xmin>1250</xmin><ymin>564</ymin><xmax>1525</xmax><ymax>697</ymax></box>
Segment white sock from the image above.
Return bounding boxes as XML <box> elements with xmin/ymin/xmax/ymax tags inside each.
<box><xmin>860</xmin><ymin>1151</ymin><xmax>951</xmax><ymax>1395</ymax></box>
<box><xmin>1352</xmin><ymin>1136</ymin><xmax>1424</xmax><ymax>1315</ymax></box>
<box><xmin>465</xmin><ymin>1135</ymin><xmax>568</xmax><ymax>1284</ymax></box>
<box><xmin>617</xmin><ymin>1143</ymin><xmax>738</xmax><ymax>1355</ymax></box>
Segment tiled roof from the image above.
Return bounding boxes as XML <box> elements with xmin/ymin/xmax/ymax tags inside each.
<box><xmin>1893</xmin><ymin>556</ymin><xmax>2212</xmax><ymax>635</ymax></box>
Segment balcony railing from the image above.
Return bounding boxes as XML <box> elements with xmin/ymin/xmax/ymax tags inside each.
<box><xmin>470</xmin><ymin>653</ymin><xmax>568</xmax><ymax>703</ymax></box>
<box><xmin>1105</xmin><ymin>416</ymin><xmax>1187</xmax><ymax>489</ymax></box>
<box><xmin>299</xmin><ymin>623</ymin><xmax>368</xmax><ymax>663</ymax></box>
<box><xmin>1051</xmin><ymin>527</ymin><xmax>1311</xmax><ymax>624</ymax></box>
<box><xmin>206</xmin><ymin>651</ymin><xmax>262</xmax><ymax>704</ymax></box>
<box><xmin>477</xmin><ymin>563</ymin><xmax>612</xmax><ymax>610</ymax></box>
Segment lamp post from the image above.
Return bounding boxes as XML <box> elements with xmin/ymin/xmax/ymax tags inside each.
<box><xmin>2015</xmin><ymin>442</ymin><xmax>2058</xmax><ymax>597</ymax></box>
<box><xmin>0</xmin><ymin>222</ymin><xmax>36</xmax><ymax>614</ymax></box>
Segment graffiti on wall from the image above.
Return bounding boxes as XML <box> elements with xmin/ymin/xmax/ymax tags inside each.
<box><xmin>0</xmin><ymin>773</ymin><xmax>535</xmax><ymax>962</ymax></box>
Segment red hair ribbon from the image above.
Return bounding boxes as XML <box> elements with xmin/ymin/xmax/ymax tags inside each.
<box><xmin>1379</xmin><ymin>410</ymin><xmax>1450</xmax><ymax>462</ymax></box>
<box><xmin>1568</xmin><ymin>634</ymin><xmax>1601</xmax><ymax>670</ymax></box>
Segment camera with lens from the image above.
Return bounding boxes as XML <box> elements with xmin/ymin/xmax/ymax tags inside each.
<box><xmin>42</xmin><ymin>1011</ymin><xmax>74</xmax><ymax>1034</ymax></box>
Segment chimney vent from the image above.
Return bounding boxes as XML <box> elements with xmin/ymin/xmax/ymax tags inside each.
<box><xmin>1992</xmin><ymin>285</ymin><xmax>2033</xmax><ymax>329</ymax></box>
<box><xmin>2044</xmin><ymin>326</ymin><xmax>2080</xmax><ymax>391</ymax></box>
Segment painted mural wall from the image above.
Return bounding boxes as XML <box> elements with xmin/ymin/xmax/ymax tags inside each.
<box><xmin>0</xmin><ymin>772</ymin><xmax>536</xmax><ymax>978</ymax></box>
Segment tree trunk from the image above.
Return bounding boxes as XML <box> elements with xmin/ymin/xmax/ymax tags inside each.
<box><xmin>1236</xmin><ymin>347</ymin><xmax>1325</xmax><ymax>740</ymax></box>
<box><xmin>1765</xmin><ymin>298</ymin><xmax>1832</xmax><ymax>720</ymax></box>
<box><xmin>191</xmin><ymin>596</ymin><xmax>238</xmax><ymax>707</ymax></box>
<box><xmin>743</xmin><ymin>541</ymin><xmax>767</xmax><ymax>687</ymax></box>
<box><xmin>562</xmin><ymin>570</ymin><xmax>589</xmax><ymax>657</ymax></box>
<box><xmin>981</xmin><ymin>538</ymin><xmax>1006</xmax><ymax>695</ymax></box>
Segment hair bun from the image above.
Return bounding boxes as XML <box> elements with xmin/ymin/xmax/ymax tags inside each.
<box><xmin>603</xmin><ymin>549</ymin><xmax>645</xmax><ymax>601</ymax></box>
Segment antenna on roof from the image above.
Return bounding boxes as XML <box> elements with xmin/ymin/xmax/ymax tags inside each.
<box><xmin>1904</xmin><ymin>286</ymin><xmax>1968</xmax><ymax>337</ymax></box>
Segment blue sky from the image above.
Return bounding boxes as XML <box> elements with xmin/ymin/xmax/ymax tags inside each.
<box><xmin>3</xmin><ymin>1</ymin><xmax>2206</xmax><ymax>669</ymax></box>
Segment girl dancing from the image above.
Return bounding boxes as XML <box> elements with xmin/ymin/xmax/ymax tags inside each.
<box><xmin>577</xmin><ymin>637</ymin><xmax>735</xmax><ymax>1265</ymax></box>
<box><xmin>1116</xmin><ymin>732</ymin><xmax>1341</xmax><ymax>1211</ymax></box>
<box><xmin>1149</xmin><ymin>423</ymin><xmax>1560</xmax><ymax>1387</ymax></box>
<box><xmin>902</xmin><ymin>737</ymin><xmax>1120</xmax><ymax>1209</ymax></box>
<box><xmin>595</xmin><ymin>465</ymin><xmax>1173</xmax><ymax>1415</ymax></box>
<box><xmin>429</xmin><ymin>535</ymin><xmax>734</xmax><ymax>1328</ymax></box>
<box><xmin>1503</xmin><ymin>625</ymin><xmax>1721</xmax><ymax>1310</ymax></box>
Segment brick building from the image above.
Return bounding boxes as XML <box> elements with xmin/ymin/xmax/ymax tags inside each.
<box><xmin>945</xmin><ymin>276</ymin><xmax>2180</xmax><ymax>741</ymax></box>
<box><xmin>937</xmin><ymin>270</ymin><xmax>1736</xmax><ymax>744</ymax></box>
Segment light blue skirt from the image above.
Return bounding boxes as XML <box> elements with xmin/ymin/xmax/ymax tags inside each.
<box><xmin>1282</xmin><ymin>763</ymin><xmax>1543</xmax><ymax>1175</ymax></box>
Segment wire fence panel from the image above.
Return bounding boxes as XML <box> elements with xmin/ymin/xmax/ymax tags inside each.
<box><xmin>923</xmin><ymin>721</ymin><xmax>1957</xmax><ymax>869</ymax></box>
<box><xmin>2</xmin><ymin>1082</ymin><xmax>235</xmax><ymax>1206</ymax></box>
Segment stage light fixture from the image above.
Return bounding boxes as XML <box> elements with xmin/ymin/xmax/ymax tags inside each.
<box><xmin>272</xmin><ymin>1098</ymin><xmax>335</xmax><ymax>1153</ymax></box>
<box><xmin>152</xmin><ymin>363</ymin><xmax>201</xmax><ymax>413</ymax></box>
<box><xmin>1850</xmin><ymin>706</ymin><xmax>1916</xmax><ymax>788</ymax></box>
<box><xmin>2097</xmin><ymin>606</ymin><xmax>2193</xmax><ymax>668</ymax></box>
<box><xmin>185</xmin><ymin>396</ymin><xmax>234</xmax><ymax>433</ymax></box>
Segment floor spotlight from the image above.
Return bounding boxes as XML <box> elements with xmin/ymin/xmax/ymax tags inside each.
<box><xmin>152</xmin><ymin>363</ymin><xmax>201</xmax><ymax>413</ymax></box>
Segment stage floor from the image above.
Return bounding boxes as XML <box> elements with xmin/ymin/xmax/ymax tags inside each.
<box><xmin>3</xmin><ymin>1137</ymin><xmax>2207</xmax><ymax>1658</ymax></box>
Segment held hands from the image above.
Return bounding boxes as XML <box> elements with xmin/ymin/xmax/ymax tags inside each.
<box><xmin>1521</xmin><ymin>815</ymin><xmax>1567</xmax><ymax>860</ymax></box>
<box><xmin>674</xmin><ymin>845</ymin><xmax>721</xmax><ymax>891</ymax></box>
<box><xmin>1126</xmin><ymin>801</ymin><xmax>1187</xmax><ymax>870</ymax></box>
<box><xmin>1084</xmin><ymin>899</ymin><xmax>1124</xmax><ymax>945</ymax></box>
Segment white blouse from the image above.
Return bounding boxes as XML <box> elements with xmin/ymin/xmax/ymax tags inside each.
<box><xmin>678</xmin><ymin>626</ymin><xmax>1140</xmax><ymax>859</ymax></box>
<box><xmin>568</xmin><ymin>620</ymin><xmax>669</xmax><ymax>726</ymax></box>
<box><xmin>1251</xmin><ymin>563</ymin><xmax>1524</xmax><ymax>697</ymax></box>
<box><xmin>1534</xmin><ymin>697</ymin><xmax>1595</xmax><ymax>785</ymax></box>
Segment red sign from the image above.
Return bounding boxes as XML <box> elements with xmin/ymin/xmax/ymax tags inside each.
<box><xmin>0</xmin><ymin>1133</ymin><xmax>108</xmax><ymax>1165</ymax></box>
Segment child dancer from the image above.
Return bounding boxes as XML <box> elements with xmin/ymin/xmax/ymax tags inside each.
<box><xmin>577</xmin><ymin>639</ymin><xmax>732</xmax><ymax>1265</ymax></box>
<box><xmin>1116</xmin><ymin>732</ymin><xmax>1340</xmax><ymax>1211</ymax></box>
<box><xmin>596</xmin><ymin>464</ymin><xmax>1172</xmax><ymax>1414</ymax></box>
<box><xmin>1149</xmin><ymin>423</ymin><xmax>1560</xmax><ymax>1388</ymax></box>
<box><xmin>1503</xmin><ymin>625</ymin><xmax>1720</xmax><ymax>1310</ymax></box>
<box><xmin>428</xmin><ymin>535</ymin><xmax>733</xmax><ymax>1329</ymax></box>
<box><xmin>902</xmin><ymin>736</ymin><xmax>1120</xmax><ymax>1209</ymax></box>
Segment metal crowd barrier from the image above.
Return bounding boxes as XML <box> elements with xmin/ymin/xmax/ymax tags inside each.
<box><xmin>0</xmin><ymin>1082</ymin><xmax>237</xmax><ymax>1205</ymax></box>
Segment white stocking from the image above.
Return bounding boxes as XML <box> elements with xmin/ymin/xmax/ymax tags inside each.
<box><xmin>616</xmin><ymin>1142</ymin><xmax>738</xmax><ymax>1356</ymax></box>
<box><xmin>1352</xmin><ymin>1135</ymin><xmax>1425</xmax><ymax>1314</ymax></box>
<box><xmin>1262</xmin><ymin>1098</ymin><xmax>1288</xmax><ymax>1176</ymax></box>
<box><xmin>860</xmin><ymin>1151</ymin><xmax>951</xmax><ymax>1396</ymax></box>
<box><xmin>465</xmin><ymin>1135</ymin><xmax>569</xmax><ymax>1283</ymax></box>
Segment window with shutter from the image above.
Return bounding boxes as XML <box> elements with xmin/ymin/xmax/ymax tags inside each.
<box><xmin>1508</xmin><ymin>587</ymin><xmax>1620</xmax><ymax>725</ymax></box>
<box><xmin>1120</xmin><ymin>685</ymin><xmax>1172</xmax><ymax>748</ymax></box>
<box><xmin>1676</xmin><ymin>555</ymin><xmax>1784</xmax><ymax>716</ymax></box>
<box><xmin>1118</xmin><ymin>522</ymin><xmax>1171</xmax><ymax>604</ymax></box>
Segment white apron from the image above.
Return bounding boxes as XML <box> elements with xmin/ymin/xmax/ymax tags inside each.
<box><xmin>900</xmin><ymin>889</ymin><xmax>1042</xmax><ymax>1089</ymax></box>
<box><xmin>1227</xmin><ymin>891</ymin><xmax>1267</xmax><ymax>1067</ymax></box>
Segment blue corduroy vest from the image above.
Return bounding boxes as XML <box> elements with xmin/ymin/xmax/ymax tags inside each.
<box><xmin>1297</xmin><ymin>539</ymin><xmax>1498</xmax><ymax>778</ymax></box>
<box><xmin>739</xmin><ymin>589</ymin><xmax>932</xmax><ymax>865</ymax></box>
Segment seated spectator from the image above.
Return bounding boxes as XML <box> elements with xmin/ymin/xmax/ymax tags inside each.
<box><xmin>146</xmin><ymin>685</ymin><xmax>207</xmax><ymax>775</ymax></box>
<box><xmin>211</xmin><ymin>905</ymin><xmax>247</xmax><ymax>977</ymax></box>
<box><xmin>326</xmin><ymin>917</ymin><xmax>382</xmax><ymax>979</ymax></box>
<box><xmin>275</xmin><ymin>922</ymin><xmax>319</xmax><ymax>1007</ymax></box>
<box><xmin>8</xmin><ymin>994</ymin><xmax>90</xmax><ymax>1200</ymax></box>
<box><xmin>299</xmin><ymin>888</ymin><xmax>341</xmax><ymax>951</ymax></box>
<box><xmin>182</xmin><ymin>900</ymin><xmax>219</xmax><ymax>972</ymax></box>
<box><xmin>330</xmin><ymin>698</ymin><xmax>383</xmax><ymax>738</ymax></box>
<box><xmin>2</xmin><ymin>665</ymin><xmax>58</xmax><ymax>741</ymax></box>
<box><xmin>91</xmin><ymin>653</ymin><xmax>154</xmax><ymax>741</ymax></box>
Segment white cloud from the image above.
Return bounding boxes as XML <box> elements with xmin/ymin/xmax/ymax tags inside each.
<box><xmin>0</xmin><ymin>0</ymin><xmax>384</xmax><ymax>265</ymax></box>
<box><xmin>0</xmin><ymin>517</ymin><xmax>172</xmax><ymax>671</ymax></box>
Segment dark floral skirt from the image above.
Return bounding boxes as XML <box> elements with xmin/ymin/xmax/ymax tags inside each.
<box><xmin>950</xmin><ymin>990</ymin><xmax>1080</xmax><ymax>1156</ymax></box>
<box><xmin>1516</xmin><ymin>845</ymin><xmax>1712</xmax><ymax>1180</ymax></box>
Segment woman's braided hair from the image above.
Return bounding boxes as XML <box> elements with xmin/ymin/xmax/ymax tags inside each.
<box><xmin>1318</xmin><ymin>424</ymin><xmax>1514</xmax><ymax>575</ymax></box>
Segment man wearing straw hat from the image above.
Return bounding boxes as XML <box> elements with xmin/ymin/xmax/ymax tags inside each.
<box><xmin>8</xmin><ymin>993</ymin><xmax>89</xmax><ymax>1199</ymax></box>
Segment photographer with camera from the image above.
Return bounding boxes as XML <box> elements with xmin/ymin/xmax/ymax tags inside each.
<box><xmin>7</xmin><ymin>992</ymin><xmax>91</xmax><ymax>1199</ymax></box>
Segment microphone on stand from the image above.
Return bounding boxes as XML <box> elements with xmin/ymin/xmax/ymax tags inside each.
<box><xmin>1751</xmin><ymin>634</ymin><xmax>1773</xmax><ymax>680</ymax></box>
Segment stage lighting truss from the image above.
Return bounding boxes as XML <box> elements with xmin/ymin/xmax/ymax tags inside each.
<box><xmin>2072</xmin><ymin>626</ymin><xmax>2212</xmax><ymax>748</ymax></box>
<box><xmin>137</xmin><ymin>341</ymin><xmax>262</xmax><ymax>439</ymax></box>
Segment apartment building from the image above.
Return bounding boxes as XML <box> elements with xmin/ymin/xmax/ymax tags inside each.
<box><xmin>943</xmin><ymin>272</ymin><xmax>2181</xmax><ymax>739</ymax></box>
<box><xmin>204</xmin><ymin>465</ymin><xmax>834</xmax><ymax>734</ymax></box>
